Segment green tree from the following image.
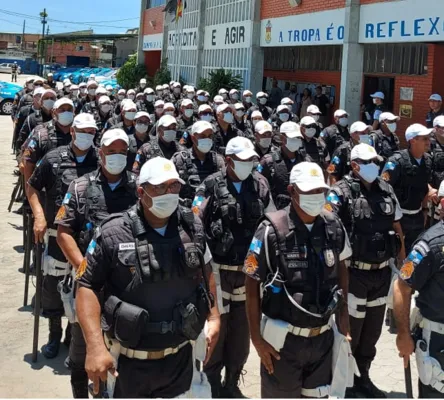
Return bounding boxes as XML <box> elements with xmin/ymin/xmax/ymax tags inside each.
<box><xmin>153</xmin><ymin>58</ymin><xmax>172</xmax><ymax>87</ymax></box>
<box><xmin>198</xmin><ymin>69</ymin><xmax>243</xmax><ymax>98</ymax></box>
<box><xmin>116</xmin><ymin>54</ymin><xmax>148</xmax><ymax>90</ymax></box>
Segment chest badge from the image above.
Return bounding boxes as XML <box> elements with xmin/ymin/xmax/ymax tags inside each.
<box><xmin>324</xmin><ymin>249</ymin><xmax>335</xmax><ymax>267</ymax></box>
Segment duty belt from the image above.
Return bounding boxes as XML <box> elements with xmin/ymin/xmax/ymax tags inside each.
<box><xmin>347</xmin><ymin>260</ymin><xmax>390</xmax><ymax>270</ymax></box>
<box><xmin>219</xmin><ymin>264</ymin><xmax>243</xmax><ymax>272</ymax></box>
<box><xmin>401</xmin><ymin>207</ymin><xmax>422</xmax><ymax>215</ymax></box>
<box><xmin>47</xmin><ymin>228</ymin><xmax>58</xmax><ymax>238</ymax></box>
<box><xmin>288</xmin><ymin>321</ymin><xmax>332</xmax><ymax>338</ymax></box>
<box><xmin>105</xmin><ymin>338</ymin><xmax>190</xmax><ymax>361</ymax></box>
<box><xmin>420</xmin><ymin>317</ymin><xmax>444</xmax><ymax>335</ymax></box>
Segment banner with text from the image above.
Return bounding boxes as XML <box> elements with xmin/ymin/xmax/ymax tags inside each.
<box><xmin>167</xmin><ymin>28</ymin><xmax>199</xmax><ymax>50</ymax></box>
<box><xmin>204</xmin><ymin>21</ymin><xmax>253</xmax><ymax>50</ymax></box>
<box><xmin>143</xmin><ymin>34</ymin><xmax>163</xmax><ymax>51</ymax></box>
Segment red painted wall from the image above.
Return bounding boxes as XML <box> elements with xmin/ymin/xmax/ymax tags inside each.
<box><xmin>142</xmin><ymin>6</ymin><xmax>164</xmax><ymax>76</ymax></box>
<box><xmin>261</xmin><ymin>0</ymin><xmax>346</xmax><ymax>19</ymax></box>
<box><xmin>46</xmin><ymin>42</ymin><xmax>100</xmax><ymax>65</ymax></box>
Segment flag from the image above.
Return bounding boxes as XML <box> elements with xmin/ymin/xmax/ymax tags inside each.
<box><xmin>176</xmin><ymin>0</ymin><xmax>183</xmax><ymax>22</ymax></box>
<box><xmin>163</xmin><ymin>0</ymin><xmax>186</xmax><ymax>23</ymax></box>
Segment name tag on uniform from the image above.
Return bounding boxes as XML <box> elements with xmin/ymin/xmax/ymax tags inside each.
<box><xmin>288</xmin><ymin>261</ymin><xmax>308</xmax><ymax>269</ymax></box>
<box><xmin>119</xmin><ymin>243</ymin><xmax>135</xmax><ymax>250</ymax></box>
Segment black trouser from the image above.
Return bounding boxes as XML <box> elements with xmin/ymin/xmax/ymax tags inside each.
<box><xmin>401</xmin><ymin>212</ymin><xmax>425</xmax><ymax>253</ymax></box>
<box><xmin>42</xmin><ymin>275</ymin><xmax>65</xmax><ymax>318</ymax></box>
<box><xmin>204</xmin><ymin>269</ymin><xmax>250</xmax><ymax>380</ymax></box>
<box><xmin>348</xmin><ymin>267</ymin><xmax>391</xmax><ymax>378</ymax></box>
<box><xmin>261</xmin><ymin>329</ymin><xmax>333</xmax><ymax>398</ymax></box>
<box><xmin>114</xmin><ymin>343</ymin><xmax>193</xmax><ymax>398</ymax></box>
<box><xmin>70</xmin><ymin>322</ymin><xmax>88</xmax><ymax>398</ymax></box>
<box><xmin>418</xmin><ymin>330</ymin><xmax>444</xmax><ymax>398</ymax></box>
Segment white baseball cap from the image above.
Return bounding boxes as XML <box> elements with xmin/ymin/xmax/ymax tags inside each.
<box><xmin>98</xmin><ymin>95</ymin><xmax>111</xmax><ymax>105</ymax></box>
<box><xmin>181</xmin><ymin>99</ymin><xmax>193</xmax><ymax>107</ymax></box>
<box><xmin>243</xmin><ymin>90</ymin><xmax>253</xmax><ymax>96</ymax></box>
<box><xmin>33</xmin><ymin>87</ymin><xmax>46</xmax><ymax>97</ymax></box>
<box><xmin>255</xmin><ymin>121</ymin><xmax>272</xmax><ymax>135</ymax></box>
<box><xmin>351</xmin><ymin>143</ymin><xmax>382</xmax><ymax>161</ymax></box>
<box><xmin>47</xmin><ymin>73</ymin><xmax>53</xmax><ymax>77</ymax></box>
<box><xmin>164</xmin><ymin>102</ymin><xmax>175</xmax><ymax>110</ymax></box>
<box><xmin>154</xmin><ymin>100</ymin><xmax>164</xmax><ymax>108</ymax></box>
<box><xmin>280</xmin><ymin>122</ymin><xmax>302</xmax><ymax>138</ymax></box>
<box><xmin>256</xmin><ymin>91</ymin><xmax>267</xmax><ymax>98</ymax></box>
<box><xmin>191</xmin><ymin>120</ymin><xmax>214</xmax><ymax>135</ymax></box>
<box><xmin>213</xmin><ymin>95</ymin><xmax>224</xmax><ymax>103</ymax></box>
<box><xmin>34</xmin><ymin>77</ymin><xmax>44</xmax><ymax>84</ymax></box>
<box><xmin>158</xmin><ymin>115</ymin><xmax>177</xmax><ymax>127</ymax></box>
<box><xmin>127</xmin><ymin>89</ymin><xmax>136</xmax><ymax>95</ymax></box>
<box><xmin>100</xmin><ymin>128</ymin><xmax>129</xmax><ymax>147</ymax></box>
<box><xmin>234</xmin><ymin>102</ymin><xmax>245</xmax><ymax>110</ymax></box>
<box><xmin>42</xmin><ymin>89</ymin><xmax>57</xmax><ymax>98</ymax></box>
<box><xmin>73</xmin><ymin>113</ymin><xmax>97</xmax><ymax>129</ymax></box>
<box><xmin>79</xmin><ymin>82</ymin><xmax>87</xmax><ymax>88</ymax></box>
<box><xmin>334</xmin><ymin>109</ymin><xmax>348</xmax><ymax>118</ymax></box>
<box><xmin>139</xmin><ymin>157</ymin><xmax>185</xmax><ymax>186</ymax></box>
<box><xmin>87</xmin><ymin>80</ymin><xmax>98</xmax><ymax>88</ymax></box>
<box><xmin>280</xmin><ymin>97</ymin><xmax>294</xmax><ymax>105</ymax></box>
<box><xmin>307</xmin><ymin>105</ymin><xmax>321</xmax><ymax>115</ymax></box>
<box><xmin>276</xmin><ymin>105</ymin><xmax>290</xmax><ymax>113</ymax></box>
<box><xmin>225</xmin><ymin>137</ymin><xmax>258</xmax><ymax>160</ymax></box>
<box><xmin>289</xmin><ymin>162</ymin><xmax>329</xmax><ymax>191</ymax></box>
<box><xmin>370</xmin><ymin>92</ymin><xmax>385</xmax><ymax>100</ymax></box>
<box><xmin>219</xmin><ymin>88</ymin><xmax>228</xmax><ymax>94</ymax></box>
<box><xmin>54</xmin><ymin>98</ymin><xmax>74</xmax><ymax>109</ymax></box>
<box><xmin>140</xmin><ymin>78</ymin><xmax>147</xmax><ymax>84</ymax></box>
<box><xmin>96</xmin><ymin>86</ymin><xmax>108</xmax><ymax>95</ymax></box>
<box><xmin>434</xmin><ymin>116</ymin><xmax>444</xmax><ymax>128</ymax></box>
<box><xmin>198</xmin><ymin>104</ymin><xmax>212</xmax><ymax>113</ymax></box>
<box><xmin>162</xmin><ymin>84</ymin><xmax>169</xmax><ymax>89</ymax></box>
<box><xmin>379</xmin><ymin>112</ymin><xmax>400</xmax><ymax>122</ymax></box>
<box><xmin>144</xmin><ymin>88</ymin><xmax>155</xmax><ymax>94</ymax></box>
<box><xmin>135</xmin><ymin>111</ymin><xmax>151</xmax><ymax>121</ymax></box>
<box><xmin>229</xmin><ymin>89</ymin><xmax>239</xmax><ymax>95</ymax></box>
<box><xmin>186</xmin><ymin>87</ymin><xmax>195</xmax><ymax>94</ymax></box>
<box><xmin>122</xmin><ymin>101</ymin><xmax>137</xmax><ymax>111</ymax></box>
<box><xmin>438</xmin><ymin>180</ymin><xmax>444</xmax><ymax>197</ymax></box>
<box><xmin>405</xmin><ymin>123</ymin><xmax>432</xmax><ymax>142</ymax></box>
<box><xmin>172</xmin><ymin>82</ymin><xmax>181</xmax><ymax>88</ymax></box>
<box><xmin>216</xmin><ymin>103</ymin><xmax>231</xmax><ymax>114</ymax></box>
<box><xmin>300</xmin><ymin>116</ymin><xmax>317</xmax><ymax>126</ymax></box>
<box><xmin>350</xmin><ymin>121</ymin><xmax>369</xmax><ymax>134</ymax></box>
<box><xmin>429</xmin><ymin>94</ymin><xmax>442</xmax><ymax>102</ymax></box>
<box><xmin>26</xmin><ymin>77</ymin><xmax>34</xmax><ymax>83</ymax></box>
<box><xmin>156</xmin><ymin>85</ymin><xmax>162</xmax><ymax>91</ymax></box>
<box><xmin>251</xmin><ymin>110</ymin><xmax>263</xmax><ymax>119</ymax></box>
<box><xmin>71</xmin><ymin>84</ymin><xmax>79</xmax><ymax>90</ymax></box>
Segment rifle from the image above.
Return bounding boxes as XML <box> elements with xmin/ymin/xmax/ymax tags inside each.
<box><xmin>32</xmin><ymin>242</ymin><xmax>43</xmax><ymax>363</ymax></box>
<box><xmin>23</xmin><ymin>211</ymin><xmax>33</xmax><ymax>307</ymax></box>
<box><xmin>404</xmin><ymin>357</ymin><xmax>413</xmax><ymax>398</ymax></box>
<box><xmin>8</xmin><ymin>177</ymin><xmax>22</xmax><ymax>212</ymax></box>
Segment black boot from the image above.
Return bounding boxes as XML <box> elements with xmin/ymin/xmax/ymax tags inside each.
<box><xmin>207</xmin><ymin>373</ymin><xmax>223</xmax><ymax>399</ymax></box>
<box><xmin>71</xmin><ymin>369</ymin><xmax>89</xmax><ymax>398</ymax></box>
<box><xmin>63</xmin><ymin>322</ymin><xmax>72</xmax><ymax>347</ymax></box>
<box><xmin>221</xmin><ymin>370</ymin><xmax>248</xmax><ymax>398</ymax></box>
<box><xmin>42</xmin><ymin>316</ymin><xmax>62</xmax><ymax>359</ymax></box>
<box><xmin>353</xmin><ymin>376</ymin><xmax>386</xmax><ymax>398</ymax></box>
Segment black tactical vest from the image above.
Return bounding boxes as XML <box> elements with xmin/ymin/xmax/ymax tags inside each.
<box><xmin>371</xmin><ymin>130</ymin><xmax>400</xmax><ymax>161</ymax></box>
<box><xmin>103</xmin><ymin>205</ymin><xmax>210</xmax><ymax>350</ymax></box>
<box><xmin>431</xmin><ymin>140</ymin><xmax>444</xmax><ymax>189</ymax></box>
<box><xmin>261</xmin><ymin>209</ymin><xmax>343</xmax><ymax>328</ymax></box>
<box><xmin>337</xmin><ymin>176</ymin><xmax>399</xmax><ymax>264</ymax></box>
<box><xmin>37</xmin><ymin>121</ymin><xmax>72</xmax><ymax>158</ymax></box>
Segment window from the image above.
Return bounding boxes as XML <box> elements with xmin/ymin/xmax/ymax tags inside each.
<box><xmin>146</xmin><ymin>0</ymin><xmax>166</xmax><ymax>9</ymax></box>
<box><xmin>264</xmin><ymin>45</ymin><xmax>342</xmax><ymax>71</ymax></box>
<box><xmin>76</xmin><ymin>45</ymin><xmax>84</xmax><ymax>51</ymax></box>
<box><xmin>363</xmin><ymin>43</ymin><xmax>428</xmax><ymax>75</ymax></box>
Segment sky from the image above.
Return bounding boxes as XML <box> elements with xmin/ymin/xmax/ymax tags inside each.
<box><xmin>0</xmin><ymin>1</ymin><xmax>141</xmax><ymax>35</ymax></box>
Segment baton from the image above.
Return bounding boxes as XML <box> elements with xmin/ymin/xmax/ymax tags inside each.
<box><xmin>32</xmin><ymin>243</ymin><xmax>43</xmax><ymax>362</ymax></box>
<box><xmin>404</xmin><ymin>358</ymin><xmax>413</xmax><ymax>399</ymax></box>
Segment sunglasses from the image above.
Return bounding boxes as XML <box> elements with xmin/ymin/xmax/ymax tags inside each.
<box><xmin>148</xmin><ymin>181</ymin><xmax>182</xmax><ymax>195</ymax></box>
<box><xmin>356</xmin><ymin>159</ymin><xmax>380</xmax><ymax>165</ymax></box>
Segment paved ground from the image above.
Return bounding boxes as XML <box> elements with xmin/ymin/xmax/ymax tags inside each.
<box><xmin>0</xmin><ymin>74</ymin><xmax>418</xmax><ymax>398</ymax></box>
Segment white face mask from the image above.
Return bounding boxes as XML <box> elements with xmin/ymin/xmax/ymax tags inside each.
<box><xmin>165</xmin><ymin>111</ymin><xmax>175</xmax><ymax>116</ymax></box>
<box><xmin>221</xmin><ymin>93</ymin><xmax>228</xmax><ymax>100</ymax></box>
<box><xmin>184</xmin><ymin>109</ymin><xmax>194</xmax><ymax>118</ymax></box>
<box><xmin>252</xmin><ymin>119</ymin><xmax>261</xmax><ymax>127</ymax></box>
<box><xmin>27</xmin><ymin>83</ymin><xmax>34</xmax><ymax>90</ymax></box>
<box><xmin>373</xmin><ymin>98</ymin><xmax>378</xmax><ymax>105</ymax></box>
<box><xmin>338</xmin><ymin>117</ymin><xmax>348</xmax><ymax>127</ymax></box>
<box><xmin>157</xmin><ymin>91</ymin><xmax>163</xmax><ymax>97</ymax></box>
<box><xmin>88</xmin><ymin>89</ymin><xmax>96</xmax><ymax>96</ymax></box>
<box><xmin>359</xmin><ymin>134</ymin><xmax>371</xmax><ymax>145</ymax></box>
<box><xmin>298</xmin><ymin>193</ymin><xmax>325</xmax><ymax>217</ymax></box>
<box><xmin>163</xmin><ymin>89</ymin><xmax>170</xmax><ymax>95</ymax></box>
<box><xmin>80</xmin><ymin>88</ymin><xmax>87</xmax><ymax>94</ymax></box>
<box><xmin>128</xmin><ymin>95</ymin><xmax>135</xmax><ymax>101</ymax></box>
<box><xmin>187</xmin><ymin>93</ymin><xmax>195</xmax><ymax>99</ymax></box>
<box><xmin>279</xmin><ymin>113</ymin><xmax>290</xmax><ymax>122</ymax></box>
<box><xmin>72</xmin><ymin>90</ymin><xmax>79</xmax><ymax>96</ymax></box>
<box><xmin>197</xmin><ymin>95</ymin><xmax>207</xmax><ymax>102</ymax></box>
<box><xmin>259</xmin><ymin>137</ymin><xmax>272</xmax><ymax>148</ymax></box>
<box><xmin>285</xmin><ymin>137</ymin><xmax>302</xmax><ymax>152</ymax></box>
<box><xmin>232</xmin><ymin>160</ymin><xmax>254</xmax><ymax>181</ymax></box>
<box><xmin>100</xmin><ymin>104</ymin><xmax>112</xmax><ymax>114</ymax></box>
<box><xmin>231</xmin><ymin>93</ymin><xmax>239</xmax><ymax>100</ymax></box>
<box><xmin>125</xmin><ymin>111</ymin><xmax>136</xmax><ymax>121</ymax></box>
<box><xmin>57</xmin><ymin>111</ymin><xmax>74</xmax><ymax>126</ymax></box>
<box><xmin>74</xmin><ymin>132</ymin><xmax>95</xmax><ymax>151</ymax></box>
<box><xmin>155</xmin><ymin>108</ymin><xmax>163</xmax><ymax>116</ymax></box>
<box><xmin>244</xmin><ymin>96</ymin><xmax>252</xmax><ymax>103</ymax></box>
<box><xmin>304</xmin><ymin>128</ymin><xmax>316</xmax><ymax>138</ymax></box>
<box><xmin>174</xmin><ymin>88</ymin><xmax>181</xmax><ymax>94</ymax></box>
<box><xmin>43</xmin><ymin>99</ymin><xmax>55</xmax><ymax>110</ymax></box>
<box><xmin>145</xmin><ymin>192</ymin><xmax>179</xmax><ymax>219</ymax></box>
<box><xmin>223</xmin><ymin>112</ymin><xmax>234</xmax><ymax>124</ymax></box>
<box><xmin>236</xmin><ymin>110</ymin><xmax>245</xmax><ymax>118</ymax></box>
<box><xmin>259</xmin><ymin>98</ymin><xmax>267</xmax><ymax>105</ymax></box>
<box><xmin>311</xmin><ymin>114</ymin><xmax>320</xmax><ymax>122</ymax></box>
<box><xmin>358</xmin><ymin>162</ymin><xmax>379</xmax><ymax>183</ymax></box>
<box><xmin>104</xmin><ymin>154</ymin><xmax>127</xmax><ymax>175</ymax></box>
<box><xmin>197</xmin><ymin>138</ymin><xmax>213</xmax><ymax>153</ymax></box>
<box><xmin>201</xmin><ymin>114</ymin><xmax>213</xmax><ymax>122</ymax></box>
<box><xmin>146</xmin><ymin>95</ymin><xmax>155</xmax><ymax>102</ymax></box>
<box><xmin>386</xmin><ymin>123</ymin><xmax>397</xmax><ymax>133</ymax></box>
<box><xmin>135</xmin><ymin>123</ymin><xmax>149</xmax><ymax>133</ymax></box>
<box><xmin>140</xmin><ymin>83</ymin><xmax>146</xmax><ymax>88</ymax></box>
<box><xmin>162</xmin><ymin>130</ymin><xmax>176</xmax><ymax>143</ymax></box>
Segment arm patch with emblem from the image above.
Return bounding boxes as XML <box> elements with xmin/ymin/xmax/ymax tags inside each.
<box><xmin>400</xmin><ymin>240</ymin><xmax>430</xmax><ymax>281</ymax></box>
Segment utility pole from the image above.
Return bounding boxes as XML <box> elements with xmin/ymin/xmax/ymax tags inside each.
<box><xmin>22</xmin><ymin>20</ymin><xmax>25</xmax><ymax>51</ymax></box>
<box><xmin>39</xmin><ymin>8</ymin><xmax>48</xmax><ymax>75</ymax></box>
<box><xmin>46</xmin><ymin>26</ymin><xmax>50</xmax><ymax>65</ymax></box>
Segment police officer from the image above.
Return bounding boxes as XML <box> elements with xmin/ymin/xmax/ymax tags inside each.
<box><xmin>213</xmin><ymin>103</ymin><xmax>243</xmax><ymax>155</ymax></box>
<box><xmin>381</xmin><ymin>123</ymin><xmax>433</xmax><ymax>253</ymax></box>
<box><xmin>177</xmin><ymin>99</ymin><xmax>196</xmax><ymax>132</ymax></box>
<box><xmin>426</xmin><ymin>94</ymin><xmax>444</xmax><ymax>128</ymax></box>
<box><xmin>393</xmin><ymin>207</ymin><xmax>444</xmax><ymax>397</ymax></box>
<box><xmin>429</xmin><ymin>116</ymin><xmax>444</xmax><ymax>224</ymax></box>
<box><xmin>233</xmin><ymin>103</ymin><xmax>250</xmax><ymax>137</ymax></box>
<box><xmin>279</xmin><ymin>98</ymin><xmax>299</xmax><ymax>123</ymax></box>
<box><xmin>91</xmin><ymin>95</ymin><xmax>113</xmax><ymax>138</ymax></box>
<box><xmin>219</xmin><ymin>88</ymin><xmax>229</xmax><ymax>101</ymax></box>
<box><xmin>196</xmin><ymin>90</ymin><xmax>210</xmax><ymax>109</ymax></box>
<box><xmin>370</xmin><ymin>92</ymin><xmax>386</xmax><ymax>131</ymax></box>
<box><xmin>172</xmin><ymin>121</ymin><xmax>225</xmax><ymax>208</ymax></box>
<box><xmin>135</xmin><ymin>92</ymin><xmax>147</xmax><ymax>112</ymax></box>
<box><xmin>252</xmin><ymin>120</ymin><xmax>274</xmax><ymax>160</ymax></box>
<box><xmin>370</xmin><ymin>112</ymin><xmax>400</xmax><ymax>164</ymax></box>
<box><xmin>321</xmin><ymin>109</ymin><xmax>350</xmax><ymax>157</ymax></box>
<box><xmin>228</xmin><ymin>89</ymin><xmax>240</xmax><ymax>105</ymax></box>
<box><xmin>258</xmin><ymin>122</ymin><xmax>311</xmax><ymax>210</ymax></box>
<box><xmin>22</xmin><ymin>98</ymin><xmax>75</xmax><ymax>188</ymax></box>
<box><xmin>300</xmin><ymin>116</ymin><xmax>330</xmax><ymax>170</ymax></box>
<box><xmin>126</xmin><ymin>111</ymin><xmax>152</xmax><ymax>171</ymax></box>
<box><xmin>127</xmin><ymin>89</ymin><xmax>136</xmax><ymax>102</ymax></box>
<box><xmin>76</xmin><ymin>156</ymin><xmax>220</xmax><ymax>398</ymax></box>
<box><xmin>11</xmin><ymin>61</ymin><xmax>18</xmax><ymax>82</ymax></box>
<box><xmin>247</xmin><ymin>92</ymin><xmax>272</xmax><ymax>121</ymax></box>
<box><xmin>111</xmin><ymin>101</ymin><xmax>136</xmax><ymax>135</ymax></box>
<box><xmin>328</xmin><ymin>121</ymin><xmax>371</xmax><ymax>185</ymax></box>
<box><xmin>242</xmin><ymin>90</ymin><xmax>254</xmax><ymax>111</ymax></box>
<box><xmin>55</xmin><ymin>129</ymin><xmax>138</xmax><ymax>398</ymax></box>
<box><xmin>193</xmin><ymin>136</ymin><xmax>275</xmax><ymax>398</ymax></box>
<box><xmin>155</xmin><ymin>85</ymin><xmax>163</xmax><ymax>100</ymax></box>
<box><xmin>132</xmin><ymin>115</ymin><xmax>183</xmax><ymax>174</ymax></box>
<box><xmin>271</xmin><ymin>105</ymin><xmax>292</xmax><ymax>131</ymax></box>
<box><xmin>78</xmin><ymin>80</ymin><xmax>98</xmax><ymax>112</ymax></box>
<box><xmin>16</xmin><ymin>78</ymin><xmax>39</xmax><ymax>118</ymax></box>
<box><xmin>12</xmin><ymin>77</ymin><xmax>34</xmax><ymax>119</ymax></box>
<box><xmin>152</xmin><ymin>100</ymin><xmax>165</xmax><ymax>124</ymax></box>
<box><xmin>307</xmin><ymin>104</ymin><xmax>323</xmax><ymax>131</ymax></box>
<box><xmin>326</xmin><ymin>143</ymin><xmax>405</xmax><ymax>398</ymax></box>
<box><xmin>143</xmin><ymin>87</ymin><xmax>156</xmax><ymax>115</ymax></box>
<box><xmin>198</xmin><ymin>104</ymin><xmax>215</xmax><ymax>123</ymax></box>
<box><xmin>27</xmin><ymin>113</ymin><xmax>99</xmax><ymax>359</ymax></box>
<box><xmin>45</xmin><ymin>73</ymin><xmax>57</xmax><ymax>89</ymax></box>
<box><xmin>170</xmin><ymin>82</ymin><xmax>182</xmax><ymax>106</ymax></box>
<box><xmin>244</xmin><ymin>161</ymin><xmax>352</xmax><ymax>398</ymax></box>
<box><xmin>114</xmin><ymin>89</ymin><xmax>126</xmax><ymax>116</ymax></box>
<box><xmin>135</xmin><ymin>78</ymin><xmax>147</xmax><ymax>94</ymax></box>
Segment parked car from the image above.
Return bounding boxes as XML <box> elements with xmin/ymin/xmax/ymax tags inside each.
<box><xmin>0</xmin><ymin>63</ymin><xmax>21</xmax><ymax>74</ymax></box>
<box><xmin>0</xmin><ymin>81</ymin><xmax>22</xmax><ymax>115</ymax></box>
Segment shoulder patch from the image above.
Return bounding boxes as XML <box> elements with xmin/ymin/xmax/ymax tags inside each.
<box><xmin>400</xmin><ymin>242</ymin><xmax>429</xmax><ymax>280</ymax></box>
<box><xmin>87</xmin><ymin>239</ymin><xmax>97</xmax><ymax>255</ymax></box>
<box><xmin>191</xmin><ymin>195</ymin><xmax>204</xmax><ymax>215</ymax></box>
<box><xmin>249</xmin><ymin>237</ymin><xmax>263</xmax><ymax>255</ymax></box>
<box><xmin>324</xmin><ymin>203</ymin><xmax>333</xmax><ymax>212</ymax></box>
<box><xmin>63</xmin><ymin>193</ymin><xmax>72</xmax><ymax>205</ymax></box>
<box><xmin>76</xmin><ymin>258</ymin><xmax>87</xmax><ymax>280</ymax></box>
<box><xmin>244</xmin><ymin>253</ymin><xmax>259</xmax><ymax>275</ymax></box>
<box><xmin>382</xmin><ymin>161</ymin><xmax>396</xmax><ymax>173</ymax></box>
<box><xmin>55</xmin><ymin>205</ymin><xmax>66</xmax><ymax>221</ymax></box>
<box><xmin>332</xmin><ymin>156</ymin><xmax>340</xmax><ymax>165</ymax></box>
<box><xmin>256</xmin><ymin>164</ymin><xmax>263</xmax><ymax>173</ymax></box>
<box><xmin>327</xmin><ymin>192</ymin><xmax>341</xmax><ymax>205</ymax></box>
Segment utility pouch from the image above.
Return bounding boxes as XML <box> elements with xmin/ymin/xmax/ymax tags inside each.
<box><xmin>175</xmin><ymin>302</ymin><xmax>204</xmax><ymax>341</ymax></box>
